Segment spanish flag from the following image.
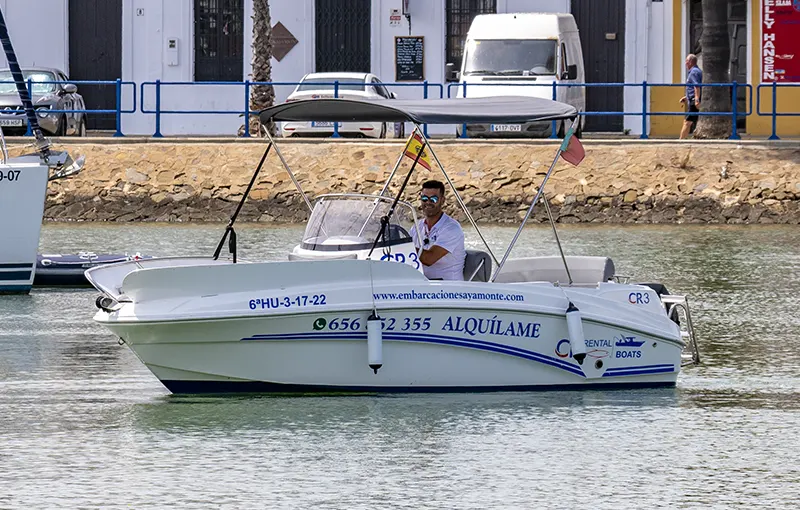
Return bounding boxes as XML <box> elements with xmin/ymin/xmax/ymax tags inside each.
<box><xmin>403</xmin><ymin>132</ymin><xmax>432</xmax><ymax>170</ymax></box>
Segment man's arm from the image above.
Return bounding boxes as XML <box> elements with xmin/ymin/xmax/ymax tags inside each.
<box><xmin>694</xmin><ymin>86</ymin><xmax>701</xmax><ymax>104</ymax></box>
<box><xmin>418</xmin><ymin>245</ymin><xmax>450</xmax><ymax>266</ymax></box>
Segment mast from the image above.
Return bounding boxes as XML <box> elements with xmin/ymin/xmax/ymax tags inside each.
<box><xmin>0</xmin><ymin>6</ymin><xmax>49</xmax><ymax>156</ymax></box>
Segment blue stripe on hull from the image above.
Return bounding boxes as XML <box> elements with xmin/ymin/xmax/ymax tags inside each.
<box><xmin>160</xmin><ymin>379</ymin><xmax>677</xmax><ymax>395</ymax></box>
<box><xmin>0</xmin><ymin>284</ymin><xmax>32</xmax><ymax>294</ymax></box>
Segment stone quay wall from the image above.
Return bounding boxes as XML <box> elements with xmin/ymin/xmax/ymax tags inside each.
<box><xmin>12</xmin><ymin>138</ymin><xmax>800</xmax><ymax>224</ymax></box>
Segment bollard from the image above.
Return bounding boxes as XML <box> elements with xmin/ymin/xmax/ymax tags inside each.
<box><xmin>640</xmin><ymin>81</ymin><xmax>648</xmax><ymax>139</ymax></box>
<box><xmin>423</xmin><ymin>80</ymin><xmax>428</xmax><ymax>138</ymax></box>
<box><xmin>769</xmin><ymin>81</ymin><xmax>780</xmax><ymax>140</ymax></box>
<box><xmin>332</xmin><ymin>81</ymin><xmax>340</xmax><ymax>138</ymax></box>
<box><xmin>550</xmin><ymin>82</ymin><xmax>558</xmax><ymax>138</ymax></box>
<box><xmin>460</xmin><ymin>81</ymin><xmax>468</xmax><ymax>139</ymax></box>
<box><xmin>729</xmin><ymin>81</ymin><xmax>740</xmax><ymax>140</ymax></box>
<box><xmin>243</xmin><ymin>80</ymin><xmax>251</xmax><ymax>138</ymax></box>
<box><xmin>113</xmin><ymin>78</ymin><xmax>124</xmax><ymax>137</ymax></box>
<box><xmin>153</xmin><ymin>79</ymin><xmax>163</xmax><ymax>138</ymax></box>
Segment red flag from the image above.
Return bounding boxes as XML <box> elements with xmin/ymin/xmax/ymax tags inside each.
<box><xmin>559</xmin><ymin>125</ymin><xmax>585</xmax><ymax>166</ymax></box>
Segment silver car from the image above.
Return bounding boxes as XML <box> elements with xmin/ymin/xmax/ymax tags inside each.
<box><xmin>0</xmin><ymin>67</ymin><xmax>86</xmax><ymax>136</ymax></box>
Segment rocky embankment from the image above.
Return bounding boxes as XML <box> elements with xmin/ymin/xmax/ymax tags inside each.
<box><xmin>13</xmin><ymin>139</ymin><xmax>800</xmax><ymax>224</ymax></box>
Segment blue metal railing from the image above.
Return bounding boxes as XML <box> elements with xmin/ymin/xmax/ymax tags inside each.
<box><xmin>14</xmin><ymin>78</ymin><xmax>800</xmax><ymax>140</ymax></box>
<box><xmin>756</xmin><ymin>82</ymin><xmax>800</xmax><ymax>141</ymax></box>
<box><xmin>446</xmin><ymin>81</ymin><xmax>752</xmax><ymax>140</ymax></box>
<box><xmin>140</xmin><ymin>80</ymin><xmax>444</xmax><ymax>138</ymax></box>
<box><xmin>17</xmin><ymin>79</ymin><xmax>136</xmax><ymax>137</ymax></box>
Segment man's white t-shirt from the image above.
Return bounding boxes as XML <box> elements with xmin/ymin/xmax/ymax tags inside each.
<box><xmin>410</xmin><ymin>213</ymin><xmax>466</xmax><ymax>280</ymax></box>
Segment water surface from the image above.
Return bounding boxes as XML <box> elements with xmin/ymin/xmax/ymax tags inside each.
<box><xmin>1</xmin><ymin>223</ymin><xmax>798</xmax><ymax>508</ymax></box>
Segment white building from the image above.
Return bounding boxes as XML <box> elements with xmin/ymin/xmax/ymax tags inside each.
<box><xmin>1</xmin><ymin>0</ymin><xmax>674</xmax><ymax>137</ymax></box>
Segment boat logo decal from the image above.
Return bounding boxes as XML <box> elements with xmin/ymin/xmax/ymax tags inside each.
<box><xmin>312</xmin><ymin>318</ymin><xmax>327</xmax><ymax>330</ymax></box>
<box><xmin>628</xmin><ymin>292</ymin><xmax>650</xmax><ymax>304</ymax></box>
<box><xmin>614</xmin><ymin>335</ymin><xmax>645</xmax><ymax>348</ymax></box>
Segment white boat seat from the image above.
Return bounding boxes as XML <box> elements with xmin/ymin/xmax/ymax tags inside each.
<box><xmin>494</xmin><ymin>256</ymin><xmax>615</xmax><ymax>285</ymax></box>
<box><xmin>288</xmin><ymin>252</ymin><xmax>358</xmax><ymax>261</ymax></box>
<box><xmin>463</xmin><ymin>249</ymin><xmax>492</xmax><ymax>282</ymax></box>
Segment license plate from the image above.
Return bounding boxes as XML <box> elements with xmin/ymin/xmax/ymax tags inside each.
<box><xmin>311</xmin><ymin>121</ymin><xmax>333</xmax><ymax>127</ymax></box>
<box><xmin>0</xmin><ymin>119</ymin><xmax>24</xmax><ymax>127</ymax></box>
<box><xmin>490</xmin><ymin>124</ymin><xmax>522</xmax><ymax>132</ymax></box>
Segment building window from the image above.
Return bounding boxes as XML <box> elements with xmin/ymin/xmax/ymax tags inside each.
<box><xmin>445</xmin><ymin>0</ymin><xmax>496</xmax><ymax>78</ymax></box>
<box><xmin>194</xmin><ymin>0</ymin><xmax>244</xmax><ymax>81</ymax></box>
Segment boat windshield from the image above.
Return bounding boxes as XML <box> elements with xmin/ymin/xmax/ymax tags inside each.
<box><xmin>302</xmin><ymin>195</ymin><xmax>417</xmax><ymax>251</ymax></box>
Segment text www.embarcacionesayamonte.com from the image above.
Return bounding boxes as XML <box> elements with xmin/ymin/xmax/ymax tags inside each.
<box><xmin>373</xmin><ymin>290</ymin><xmax>524</xmax><ymax>302</ymax></box>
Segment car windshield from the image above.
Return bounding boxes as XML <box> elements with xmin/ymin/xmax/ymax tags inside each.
<box><xmin>0</xmin><ymin>71</ymin><xmax>57</xmax><ymax>94</ymax></box>
<box><xmin>302</xmin><ymin>195</ymin><xmax>415</xmax><ymax>249</ymax></box>
<box><xmin>463</xmin><ymin>40</ymin><xmax>558</xmax><ymax>76</ymax></box>
<box><xmin>297</xmin><ymin>77</ymin><xmax>366</xmax><ymax>92</ymax></box>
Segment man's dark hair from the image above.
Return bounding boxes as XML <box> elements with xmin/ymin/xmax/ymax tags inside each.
<box><xmin>422</xmin><ymin>180</ymin><xmax>445</xmax><ymax>196</ymax></box>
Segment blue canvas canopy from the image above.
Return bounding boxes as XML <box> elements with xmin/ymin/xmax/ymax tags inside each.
<box><xmin>259</xmin><ymin>96</ymin><xmax>577</xmax><ymax>125</ymax></box>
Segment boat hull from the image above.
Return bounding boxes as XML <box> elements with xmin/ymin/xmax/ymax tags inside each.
<box><xmin>0</xmin><ymin>162</ymin><xmax>49</xmax><ymax>294</ymax></box>
<box><xmin>103</xmin><ymin>306</ymin><xmax>682</xmax><ymax>394</ymax></box>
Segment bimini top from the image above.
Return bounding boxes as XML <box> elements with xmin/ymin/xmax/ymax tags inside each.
<box><xmin>259</xmin><ymin>96</ymin><xmax>577</xmax><ymax>125</ymax></box>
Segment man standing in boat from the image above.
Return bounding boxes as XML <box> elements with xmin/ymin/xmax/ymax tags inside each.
<box><xmin>410</xmin><ymin>180</ymin><xmax>466</xmax><ymax>280</ymax></box>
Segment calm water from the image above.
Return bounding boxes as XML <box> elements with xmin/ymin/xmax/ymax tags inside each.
<box><xmin>1</xmin><ymin>223</ymin><xmax>799</xmax><ymax>509</ymax></box>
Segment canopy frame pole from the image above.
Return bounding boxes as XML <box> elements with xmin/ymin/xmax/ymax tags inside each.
<box><xmin>357</xmin><ymin>124</ymin><xmax>422</xmax><ymax>238</ymax></box>
<box><xmin>265</xmin><ymin>128</ymin><xmax>314</xmax><ymax>213</ymax></box>
<box><xmin>417</xmin><ymin>127</ymin><xmax>499</xmax><ymax>267</ymax></box>
<box><xmin>491</xmin><ymin>117</ymin><xmax>579</xmax><ymax>282</ymax></box>
<box><xmin>540</xmin><ymin>191</ymin><xmax>573</xmax><ymax>285</ymax></box>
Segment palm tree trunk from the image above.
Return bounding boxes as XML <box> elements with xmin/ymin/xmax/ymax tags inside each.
<box><xmin>693</xmin><ymin>0</ymin><xmax>731</xmax><ymax>138</ymax></box>
<box><xmin>246</xmin><ymin>0</ymin><xmax>276</xmax><ymax>136</ymax></box>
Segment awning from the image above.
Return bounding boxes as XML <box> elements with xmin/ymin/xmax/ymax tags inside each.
<box><xmin>259</xmin><ymin>96</ymin><xmax>578</xmax><ymax>125</ymax></box>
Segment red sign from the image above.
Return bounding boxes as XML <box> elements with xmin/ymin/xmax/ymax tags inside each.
<box><xmin>762</xmin><ymin>0</ymin><xmax>800</xmax><ymax>82</ymax></box>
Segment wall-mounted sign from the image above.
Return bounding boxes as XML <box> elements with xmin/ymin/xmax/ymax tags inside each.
<box><xmin>762</xmin><ymin>0</ymin><xmax>800</xmax><ymax>82</ymax></box>
<box><xmin>271</xmin><ymin>22</ymin><xmax>298</xmax><ymax>62</ymax></box>
<box><xmin>395</xmin><ymin>36</ymin><xmax>424</xmax><ymax>81</ymax></box>
<box><xmin>390</xmin><ymin>8</ymin><xmax>401</xmax><ymax>26</ymax></box>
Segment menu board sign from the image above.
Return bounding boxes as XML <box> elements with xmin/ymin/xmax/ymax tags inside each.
<box><xmin>395</xmin><ymin>36</ymin><xmax>424</xmax><ymax>81</ymax></box>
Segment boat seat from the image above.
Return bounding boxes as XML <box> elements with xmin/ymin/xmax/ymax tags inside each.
<box><xmin>494</xmin><ymin>256</ymin><xmax>615</xmax><ymax>285</ymax></box>
<box><xmin>463</xmin><ymin>249</ymin><xmax>492</xmax><ymax>282</ymax></box>
<box><xmin>288</xmin><ymin>252</ymin><xmax>358</xmax><ymax>261</ymax></box>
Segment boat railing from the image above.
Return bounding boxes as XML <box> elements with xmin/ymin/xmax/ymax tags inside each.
<box><xmin>660</xmin><ymin>294</ymin><xmax>701</xmax><ymax>366</ymax></box>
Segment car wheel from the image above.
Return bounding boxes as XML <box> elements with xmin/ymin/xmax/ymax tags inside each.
<box><xmin>77</xmin><ymin>118</ymin><xmax>87</xmax><ymax>137</ymax></box>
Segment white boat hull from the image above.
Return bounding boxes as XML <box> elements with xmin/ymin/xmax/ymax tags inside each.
<box><xmin>91</xmin><ymin>259</ymin><xmax>685</xmax><ymax>394</ymax></box>
<box><xmin>0</xmin><ymin>161</ymin><xmax>48</xmax><ymax>294</ymax></box>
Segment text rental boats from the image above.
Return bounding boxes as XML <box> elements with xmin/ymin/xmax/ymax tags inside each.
<box><xmin>86</xmin><ymin>95</ymin><xmax>700</xmax><ymax>394</ymax></box>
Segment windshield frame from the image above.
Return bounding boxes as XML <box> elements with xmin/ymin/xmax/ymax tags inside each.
<box><xmin>462</xmin><ymin>39</ymin><xmax>559</xmax><ymax>77</ymax></box>
<box><xmin>301</xmin><ymin>194</ymin><xmax>419</xmax><ymax>252</ymax></box>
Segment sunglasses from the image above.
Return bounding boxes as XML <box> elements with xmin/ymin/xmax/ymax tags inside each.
<box><xmin>420</xmin><ymin>195</ymin><xmax>440</xmax><ymax>204</ymax></box>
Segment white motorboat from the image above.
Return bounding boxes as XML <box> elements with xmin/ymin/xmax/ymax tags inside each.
<box><xmin>86</xmin><ymin>96</ymin><xmax>700</xmax><ymax>394</ymax></box>
<box><xmin>0</xmin><ymin>7</ymin><xmax>83</xmax><ymax>294</ymax></box>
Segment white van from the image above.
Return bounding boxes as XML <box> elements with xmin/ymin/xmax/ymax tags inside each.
<box><xmin>452</xmin><ymin>12</ymin><xmax>586</xmax><ymax>138</ymax></box>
